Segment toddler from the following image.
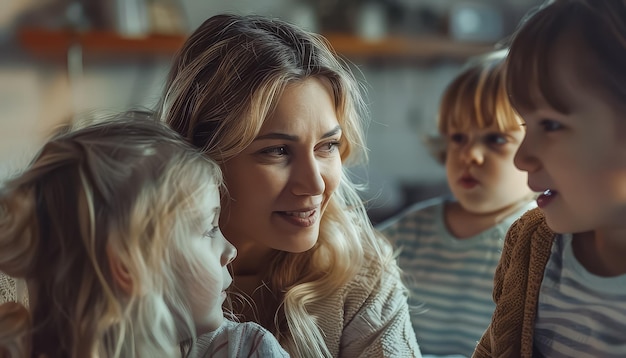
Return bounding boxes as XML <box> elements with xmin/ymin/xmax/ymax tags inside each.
<box><xmin>380</xmin><ymin>50</ymin><xmax>535</xmax><ymax>357</ymax></box>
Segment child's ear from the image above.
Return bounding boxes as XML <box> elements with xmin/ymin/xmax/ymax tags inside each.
<box><xmin>106</xmin><ymin>244</ymin><xmax>133</xmax><ymax>294</ymax></box>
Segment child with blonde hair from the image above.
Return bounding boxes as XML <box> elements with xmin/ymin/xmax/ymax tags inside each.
<box><xmin>380</xmin><ymin>50</ymin><xmax>535</xmax><ymax>357</ymax></box>
<box><xmin>474</xmin><ymin>1</ymin><xmax>626</xmax><ymax>357</ymax></box>
<box><xmin>0</xmin><ymin>118</ymin><xmax>287</xmax><ymax>357</ymax></box>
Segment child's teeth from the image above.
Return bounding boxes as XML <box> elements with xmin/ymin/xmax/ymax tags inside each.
<box><xmin>543</xmin><ymin>189</ymin><xmax>553</xmax><ymax>196</ymax></box>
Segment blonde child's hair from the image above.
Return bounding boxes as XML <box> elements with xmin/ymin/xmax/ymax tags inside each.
<box><xmin>431</xmin><ymin>49</ymin><xmax>522</xmax><ymax>163</ymax></box>
<box><xmin>156</xmin><ymin>14</ymin><xmax>396</xmax><ymax>357</ymax></box>
<box><xmin>505</xmin><ymin>0</ymin><xmax>626</xmax><ymax>114</ymax></box>
<box><xmin>0</xmin><ymin>117</ymin><xmax>223</xmax><ymax>357</ymax></box>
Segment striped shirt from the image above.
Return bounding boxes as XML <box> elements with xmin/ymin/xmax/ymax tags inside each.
<box><xmin>192</xmin><ymin>320</ymin><xmax>289</xmax><ymax>358</ymax></box>
<box><xmin>379</xmin><ymin>197</ymin><xmax>534</xmax><ymax>357</ymax></box>
<box><xmin>534</xmin><ymin>234</ymin><xmax>626</xmax><ymax>358</ymax></box>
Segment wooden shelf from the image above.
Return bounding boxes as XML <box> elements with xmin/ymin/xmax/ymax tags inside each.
<box><xmin>323</xmin><ymin>33</ymin><xmax>494</xmax><ymax>62</ymax></box>
<box><xmin>18</xmin><ymin>28</ymin><xmax>184</xmax><ymax>57</ymax></box>
<box><xmin>18</xmin><ymin>28</ymin><xmax>494</xmax><ymax>62</ymax></box>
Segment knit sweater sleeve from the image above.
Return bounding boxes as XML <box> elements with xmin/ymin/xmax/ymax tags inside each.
<box><xmin>472</xmin><ymin>208</ymin><xmax>552</xmax><ymax>358</ymax></box>
<box><xmin>472</xmin><ymin>213</ymin><xmax>521</xmax><ymax>358</ymax></box>
<box><xmin>339</xmin><ymin>258</ymin><xmax>422</xmax><ymax>358</ymax></box>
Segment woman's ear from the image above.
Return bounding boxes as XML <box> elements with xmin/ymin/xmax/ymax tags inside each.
<box><xmin>106</xmin><ymin>244</ymin><xmax>133</xmax><ymax>294</ymax></box>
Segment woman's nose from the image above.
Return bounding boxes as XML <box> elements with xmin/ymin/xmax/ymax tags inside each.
<box><xmin>291</xmin><ymin>155</ymin><xmax>325</xmax><ymax>196</ymax></box>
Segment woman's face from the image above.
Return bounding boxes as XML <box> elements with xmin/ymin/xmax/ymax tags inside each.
<box><xmin>219</xmin><ymin>77</ymin><xmax>343</xmax><ymax>257</ymax></box>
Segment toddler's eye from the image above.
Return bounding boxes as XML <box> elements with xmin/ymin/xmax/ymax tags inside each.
<box><xmin>449</xmin><ymin>133</ymin><xmax>466</xmax><ymax>144</ymax></box>
<box><xmin>485</xmin><ymin>133</ymin><xmax>507</xmax><ymax>145</ymax></box>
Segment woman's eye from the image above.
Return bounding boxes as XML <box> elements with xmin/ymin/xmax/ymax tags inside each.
<box><xmin>261</xmin><ymin>146</ymin><xmax>288</xmax><ymax>156</ymax></box>
<box><xmin>539</xmin><ymin>119</ymin><xmax>563</xmax><ymax>132</ymax></box>
<box><xmin>319</xmin><ymin>141</ymin><xmax>341</xmax><ymax>153</ymax></box>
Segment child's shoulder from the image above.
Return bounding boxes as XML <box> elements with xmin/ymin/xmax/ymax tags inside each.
<box><xmin>377</xmin><ymin>196</ymin><xmax>448</xmax><ymax>231</ymax></box>
<box><xmin>194</xmin><ymin>320</ymin><xmax>289</xmax><ymax>358</ymax></box>
<box><xmin>498</xmin><ymin>200</ymin><xmax>538</xmax><ymax>230</ymax></box>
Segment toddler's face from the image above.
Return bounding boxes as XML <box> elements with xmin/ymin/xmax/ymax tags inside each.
<box><xmin>183</xmin><ymin>187</ymin><xmax>237</xmax><ymax>334</ymax></box>
<box><xmin>445</xmin><ymin>124</ymin><xmax>531</xmax><ymax>214</ymax></box>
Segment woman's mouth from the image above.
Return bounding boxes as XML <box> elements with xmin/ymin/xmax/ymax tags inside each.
<box><xmin>277</xmin><ymin>209</ymin><xmax>318</xmax><ymax>227</ymax></box>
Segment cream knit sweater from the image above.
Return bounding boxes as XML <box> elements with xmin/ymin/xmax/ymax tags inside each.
<box><xmin>0</xmin><ymin>273</ymin><xmax>28</xmax><ymax>306</ymax></box>
<box><xmin>305</xmin><ymin>256</ymin><xmax>421</xmax><ymax>358</ymax></box>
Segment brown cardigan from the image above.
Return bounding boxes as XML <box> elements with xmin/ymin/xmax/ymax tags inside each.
<box><xmin>473</xmin><ymin>208</ymin><xmax>555</xmax><ymax>358</ymax></box>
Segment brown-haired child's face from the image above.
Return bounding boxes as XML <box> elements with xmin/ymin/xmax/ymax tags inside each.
<box><xmin>513</xmin><ymin>37</ymin><xmax>626</xmax><ymax>234</ymax></box>
<box><xmin>445</xmin><ymin>124</ymin><xmax>531</xmax><ymax>215</ymax></box>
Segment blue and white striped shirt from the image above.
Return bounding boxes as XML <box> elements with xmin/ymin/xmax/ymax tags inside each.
<box><xmin>379</xmin><ymin>197</ymin><xmax>534</xmax><ymax>357</ymax></box>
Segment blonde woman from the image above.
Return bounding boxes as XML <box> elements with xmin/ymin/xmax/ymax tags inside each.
<box><xmin>157</xmin><ymin>14</ymin><xmax>421</xmax><ymax>358</ymax></box>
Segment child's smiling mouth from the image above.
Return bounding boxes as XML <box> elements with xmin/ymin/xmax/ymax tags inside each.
<box><xmin>536</xmin><ymin>189</ymin><xmax>557</xmax><ymax>208</ymax></box>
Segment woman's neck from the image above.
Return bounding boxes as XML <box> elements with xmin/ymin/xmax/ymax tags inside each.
<box><xmin>229</xmin><ymin>268</ymin><xmax>280</xmax><ymax>324</ymax></box>
<box><xmin>229</xmin><ymin>239</ymin><xmax>274</xmax><ymax>276</ymax></box>
<box><xmin>227</xmin><ymin>237</ymin><xmax>275</xmax><ymax>276</ymax></box>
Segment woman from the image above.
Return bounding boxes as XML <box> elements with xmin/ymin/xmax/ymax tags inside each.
<box><xmin>156</xmin><ymin>14</ymin><xmax>421</xmax><ymax>358</ymax></box>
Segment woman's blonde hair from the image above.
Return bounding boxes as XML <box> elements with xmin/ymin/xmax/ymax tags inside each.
<box><xmin>505</xmin><ymin>0</ymin><xmax>626</xmax><ymax>114</ymax></box>
<box><xmin>433</xmin><ymin>49</ymin><xmax>522</xmax><ymax>163</ymax></box>
<box><xmin>0</xmin><ymin>117</ymin><xmax>223</xmax><ymax>357</ymax></box>
<box><xmin>156</xmin><ymin>14</ymin><xmax>395</xmax><ymax>357</ymax></box>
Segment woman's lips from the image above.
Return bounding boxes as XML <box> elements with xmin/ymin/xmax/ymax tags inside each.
<box><xmin>277</xmin><ymin>208</ymin><xmax>319</xmax><ymax>227</ymax></box>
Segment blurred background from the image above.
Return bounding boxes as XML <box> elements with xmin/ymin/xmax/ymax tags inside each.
<box><xmin>0</xmin><ymin>0</ymin><xmax>542</xmax><ymax>223</ymax></box>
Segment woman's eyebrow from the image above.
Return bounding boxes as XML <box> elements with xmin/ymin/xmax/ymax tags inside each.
<box><xmin>254</xmin><ymin>125</ymin><xmax>342</xmax><ymax>142</ymax></box>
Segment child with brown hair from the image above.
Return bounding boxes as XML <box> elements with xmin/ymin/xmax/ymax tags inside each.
<box><xmin>474</xmin><ymin>1</ymin><xmax>626</xmax><ymax>357</ymax></box>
